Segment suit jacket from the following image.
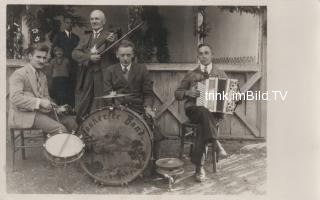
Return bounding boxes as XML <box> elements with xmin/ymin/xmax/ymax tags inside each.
<box><xmin>103</xmin><ymin>63</ymin><xmax>154</xmax><ymax>113</ymax></box>
<box><xmin>8</xmin><ymin>64</ymin><xmax>50</xmax><ymax>128</ymax></box>
<box><xmin>175</xmin><ymin>64</ymin><xmax>228</xmax><ymax>109</ymax></box>
<box><xmin>52</xmin><ymin>31</ymin><xmax>79</xmax><ymax>59</ymax></box>
<box><xmin>72</xmin><ymin>29</ymin><xmax>117</xmax><ymax>91</ymax></box>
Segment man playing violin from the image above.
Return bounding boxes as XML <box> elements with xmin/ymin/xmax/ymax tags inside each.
<box><xmin>72</xmin><ymin>9</ymin><xmax>117</xmax><ymax>124</ymax></box>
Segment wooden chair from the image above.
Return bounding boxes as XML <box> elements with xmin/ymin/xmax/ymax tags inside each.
<box><xmin>179</xmin><ymin>121</ymin><xmax>219</xmax><ymax>173</ymax></box>
<box><xmin>10</xmin><ymin>128</ymin><xmax>46</xmax><ymax>171</ymax></box>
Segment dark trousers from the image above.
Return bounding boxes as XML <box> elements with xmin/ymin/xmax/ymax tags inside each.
<box><xmin>76</xmin><ymin>70</ymin><xmax>104</xmax><ymax>124</ymax></box>
<box><xmin>51</xmin><ymin>77</ymin><xmax>70</xmax><ymax>106</ymax></box>
<box><xmin>68</xmin><ymin>60</ymin><xmax>78</xmax><ymax>108</ymax></box>
<box><xmin>185</xmin><ymin>106</ymin><xmax>220</xmax><ymax>166</ymax></box>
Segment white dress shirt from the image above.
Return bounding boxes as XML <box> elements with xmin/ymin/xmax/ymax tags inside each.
<box><xmin>200</xmin><ymin>63</ymin><xmax>213</xmax><ymax>74</ymax></box>
<box><xmin>93</xmin><ymin>28</ymin><xmax>103</xmax><ymax>39</ymax></box>
<box><xmin>121</xmin><ymin>63</ymin><xmax>132</xmax><ymax>72</ymax></box>
<box><xmin>64</xmin><ymin>30</ymin><xmax>71</xmax><ymax>38</ymax></box>
<box><xmin>28</xmin><ymin>64</ymin><xmax>42</xmax><ymax>110</ymax></box>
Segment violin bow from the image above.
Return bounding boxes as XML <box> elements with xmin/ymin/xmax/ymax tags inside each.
<box><xmin>98</xmin><ymin>22</ymin><xmax>144</xmax><ymax>56</ymax></box>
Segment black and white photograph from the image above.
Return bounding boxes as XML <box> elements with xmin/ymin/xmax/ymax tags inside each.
<box><xmin>3</xmin><ymin>1</ymin><xmax>319</xmax><ymax>199</ymax></box>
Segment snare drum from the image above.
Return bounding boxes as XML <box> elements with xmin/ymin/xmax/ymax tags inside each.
<box><xmin>43</xmin><ymin>133</ymin><xmax>85</xmax><ymax>165</ymax></box>
<box><xmin>78</xmin><ymin>105</ymin><xmax>153</xmax><ymax>186</ymax></box>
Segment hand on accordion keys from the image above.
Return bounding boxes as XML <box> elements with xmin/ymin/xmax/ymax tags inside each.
<box><xmin>185</xmin><ymin>85</ymin><xmax>200</xmax><ymax>98</ymax></box>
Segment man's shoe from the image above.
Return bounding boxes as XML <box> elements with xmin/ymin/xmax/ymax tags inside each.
<box><xmin>194</xmin><ymin>166</ymin><xmax>206</xmax><ymax>182</ymax></box>
<box><xmin>216</xmin><ymin>140</ymin><xmax>228</xmax><ymax>158</ymax></box>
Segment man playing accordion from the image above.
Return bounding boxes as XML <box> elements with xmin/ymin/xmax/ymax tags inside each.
<box><xmin>175</xmin><ymin>43</ymin><xmax>229</xmax><ymax>182</ymax></box>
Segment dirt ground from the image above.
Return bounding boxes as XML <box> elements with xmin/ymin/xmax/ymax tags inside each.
<box><xmin>6</xmin><ymin>131</ymin><xmax>266</xmax><ymax>195</ymax></box>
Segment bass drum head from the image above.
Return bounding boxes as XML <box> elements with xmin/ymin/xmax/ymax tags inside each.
<box><xmin>78</xmin><ymin>106</ymin><xmax>152</xmax><ymax>186</ymax></box>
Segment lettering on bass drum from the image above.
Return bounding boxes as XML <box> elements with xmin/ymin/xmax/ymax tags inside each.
<box><xmin>78</xmin><ymin>106</ymin><xmax>152</xmax><ymax>186</ymax></box>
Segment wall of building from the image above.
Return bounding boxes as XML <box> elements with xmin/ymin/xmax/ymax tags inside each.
<box><xmin>158</xmin><ymin>6</ymin><xmax>198</xmax><ymax>63</ymax></box>
<box><xmin>71</xmin><ymin>6</ymin><xmax>198</xmax><ymax>63</ymax></box>
<box><xmin>205</xmin><ymin>7</ymin><xmax>260</xmax><ymax>61</ymax></box>
<box><xmin>18</xmin><ymin>6</ymin><xmax>259</xmax><ymax>63</ymax></box>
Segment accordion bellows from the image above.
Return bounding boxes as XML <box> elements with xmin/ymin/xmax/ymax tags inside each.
<box><xmin>196</xmin><ymin>78</ymin><xmax>239</xmax><ymax>114</ymax></box>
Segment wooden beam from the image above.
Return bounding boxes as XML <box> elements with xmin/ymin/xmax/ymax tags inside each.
<box><xmin>258</xmin><ymin>10</ymin><xmax>267</xmax><ymax>138</ymax></box>
<box><xmin>155</xmin><ymin>95</ymin><xmax>175</xmax><ymax>119</ymax></box>
<box><xmin>153</xmin><ymin>89</ymin><xmax>183</xmax><ymax>124</ymax></box>
<box><xmin>219</xmin><ymin>135</ymin><xmax>265</xmax><ymax>141</ymax></box>
<box><xmin>146</xmin><ymin>63</ymin><xmax>260</xmax><ymax>72</ymax></box>
<box><xmin>215</xmin><ymin>64</ymin><xmax>260</xmax><ymax>73</ymax></box>
<box><xmin>6</xmin><ymin>59</ymin><xmax>28</xmax><ymax>68</ymax></box>
<box><xmin>234</xmin><ymin>110</ymin><xmax>260</xmax><ymax>138</ymax></box>
<box><xmin>6</xmin><ymin>59</ymin><xmax>260</xmax><ymax>73</ymax></box>
<box><xmin>240</xmin><ymin>71</ymin><xmax>262</xmax><ymax>93</ymax></box>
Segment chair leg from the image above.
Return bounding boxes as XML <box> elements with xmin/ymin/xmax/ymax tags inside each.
<box><xmin>212</xmin><ymin>142</ymin><xmax>217</xmax><ymax>173</ymax></box>
<box><xmin>179</xmin><ymin>125</ymin><xmax>185</xmax><ymax>158</ymax></box>
<box><xmin>189</xmin><ymin>128</ymin><xmax>196</xmax><ymax>157</ymax></box>
<box><xmin>11</xmin><ymin>129</ymin><xmax>16</xmax><ymax>172</ymax></box>
<box><xmin>20</xmin><ymin>130</ymin><xmax>26</xmax><ymax>160</ymax></box>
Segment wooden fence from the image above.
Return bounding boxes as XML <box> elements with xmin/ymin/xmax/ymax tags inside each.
<box><xmin>7</xmin><ymin>59</ymin><xmax>267</xmax><ymax>140</ymax></box>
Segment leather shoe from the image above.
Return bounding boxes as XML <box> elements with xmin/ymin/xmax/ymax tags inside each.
<box><xmin>194</xmin><ymin>166</ymin><xmax>206</xmax><ymax>182</ymax></box>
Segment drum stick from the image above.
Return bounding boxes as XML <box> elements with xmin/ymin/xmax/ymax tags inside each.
<box><xmin>57</xmin><ymin>133</ymin><xmax>72</xmax><ymax>158</ymax></box>
<box><xmin>51</xmin><ymin>102</ymin><xmax>60</xmax><ymax>123</ymax></box>
<box><xmin>50</xmin><ymin>102</ymin><xmax>72</xmax><ymax>157</ymax></box>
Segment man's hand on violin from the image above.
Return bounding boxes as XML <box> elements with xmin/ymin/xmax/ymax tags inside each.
<box><xmin>90</xmin><ymin>54</ymin><xmax>101</xmax><ymax>63</ymax></box>
<box><xmin>107</xmin><ymin>33</ymin><xmax>116</xmax><ymax>42</ymax></box>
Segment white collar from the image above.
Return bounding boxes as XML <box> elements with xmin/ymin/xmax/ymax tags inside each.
<box><xmin>121</xmin><ymin>63</ymin><xmax>132</xmax><ymax>72</ymax></box>
<box><xmin>93</xmin><ymin>28</ymin><xmax>103</xmax><ymax>34</ymax></box>
<box><xmin>65</xmin><ymin>30</ymin><xmax>71</xmax><ymax>35</ymax></box>
<box><xmin>27</xmin><ymin>63</ymin><xmax>37</xmax><ymax>74</ymax></box>
<box><xmin>200</xmin><ymin>63</ymin><xmax>213</xmax><ymax>74</ymax></box>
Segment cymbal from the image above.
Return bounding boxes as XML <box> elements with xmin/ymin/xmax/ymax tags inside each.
<box><xmin>95</xmin><ymin>93</ymin><xmax>133</xmax><ymax>99</ymax></box>
<box><xmin>156</xmin><ymin>158</ymin><xmax>184</xmax><ymax>169</ymax></box>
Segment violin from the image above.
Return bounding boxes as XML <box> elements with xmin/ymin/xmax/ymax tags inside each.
<box><xmin>89</xmin><ymin>22</ymin><xmax>144</xmax><ymax>57</ymax></box>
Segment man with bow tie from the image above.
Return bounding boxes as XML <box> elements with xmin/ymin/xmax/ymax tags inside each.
<box><xmin>175</xmin><ymin>43</ymin><xmax>228</xmax><ymax>182</ymax></box>
<box><xmin>52</xmin><ymin>16</ymin><xmax>80</xmax><ymax>108</ymax></box>
<box><xmin>8</xmin><ymin>44</ymin><xmax>67</xmax><ymax>135</ymax></box>
<box><xmin>72</xmin><ymin>10</ymin><xmax>117</xmax><ymax>124</ymax></box>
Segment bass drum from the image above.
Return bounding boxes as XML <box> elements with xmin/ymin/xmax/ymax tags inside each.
<box><xmin>78</xmin><ymin>106</ymin><xmax>153</xmax><ymax>186</ymax></box>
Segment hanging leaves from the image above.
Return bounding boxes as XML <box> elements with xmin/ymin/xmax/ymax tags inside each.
<box><xmin>25</xmin><ymin>5</ymin><xmax>87</xmax><ymax>43</ymax></box>
<box><xmin>128</xmin><ymin>6</ymin><xmax>170</xmax><ymax>63</ymax></box>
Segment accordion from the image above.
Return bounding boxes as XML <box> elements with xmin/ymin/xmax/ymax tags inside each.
<box><xmin>196</xmin><ymin>78</ymin><xmax>239</xmax><ymax>114</ymax></box>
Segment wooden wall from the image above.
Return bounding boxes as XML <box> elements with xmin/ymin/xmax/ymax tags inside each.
<box><xmin>147</xmin><ymin>63</ymin><xmax>266</xmax><ymax>140</ymax></box>
<box><xmin>6</xmin><ymin>59</ymin><xmax>266</xmax><ymax>140</ymax></box>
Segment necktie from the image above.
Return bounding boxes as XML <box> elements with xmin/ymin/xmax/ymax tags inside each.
<box><xmin>203</xmin><ymin>66</ymin><xmax>209</xmax><ymax>78</ymax></box>
<box><xmin>123</xmin><ymin>65</ymin><xmax>128</xmax><ymax>73</ymax></box>
<box><xmin>122</xmin><ymin>66</ymin><xmax>129</xmax><ymax>81</ymax></box>
<box><xmin>94</xmin><ymin>32</ymin><xmax>99</xmax><ymax>39</ymax></box>
<box><xmin>35</xmin><ymin>70</ymin><xmax>42</xmax><ymax>97</ymax></box>
<box><xmin>204</xmin><ymin>65</ymin><xmax>207</xmax><ymax>73</ymax></box>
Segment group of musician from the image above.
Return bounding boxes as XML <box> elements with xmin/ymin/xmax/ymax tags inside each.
<box><xmin>9</xmin><ymin>9</ymin><xmax>228</xmax><ymax>183</ymax></box>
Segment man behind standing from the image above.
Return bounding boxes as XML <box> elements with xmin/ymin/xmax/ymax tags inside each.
<box><xmin>72</xmin><ymin>10</ymin><xmax>117</xmax><ymax>124</ymax></box>
<box><xmin>8</xmin><ymin>43</ymin><xmax>67</xmax><ymax>135</ymax></box>
<box><xmin>175</xmin><ymin>43</ymin><xmax>228</xmax><ymax>182</ymax></box>
<box><xmin>52</xmin><ymin>16</ymin><xmax>80</xmax><ymax>108</ymax></box>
